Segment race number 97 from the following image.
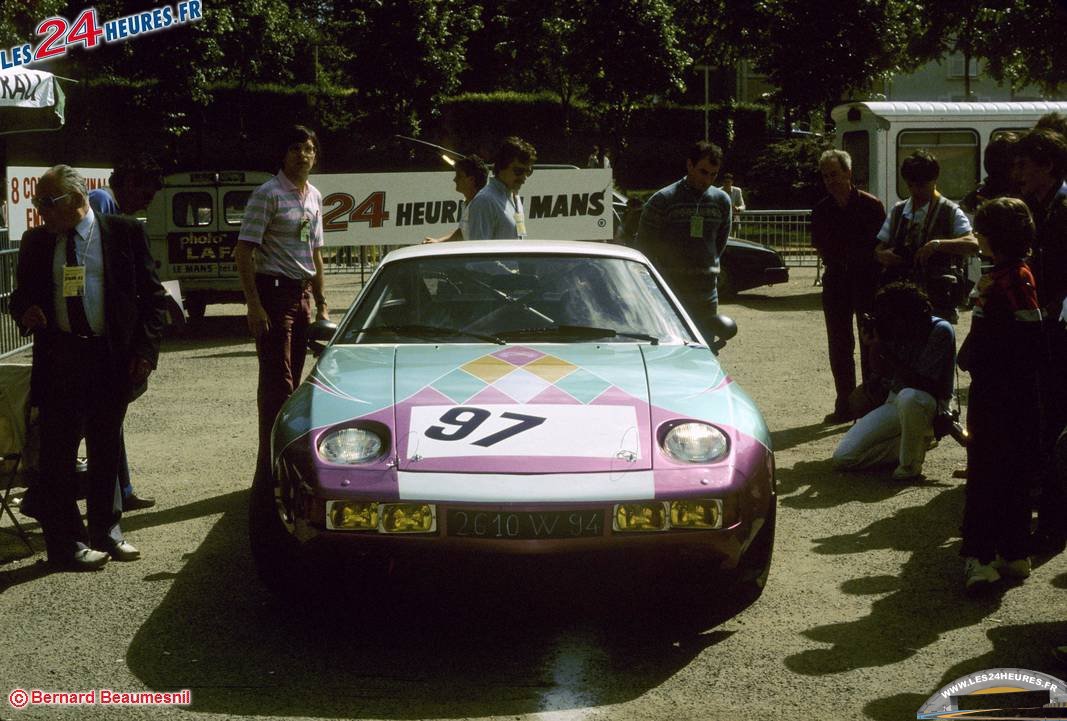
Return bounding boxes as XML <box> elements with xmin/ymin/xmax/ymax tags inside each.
<box><xmin>425</xmin><ymin>407</ymin><xmax>546</xmax><ymax>447</ymax></box>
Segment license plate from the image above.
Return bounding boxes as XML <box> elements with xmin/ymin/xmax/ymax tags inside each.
<box><xmin>446</xmin><ymin>509</ymin><xmax>604</xmax><ymax>539</ymax></box>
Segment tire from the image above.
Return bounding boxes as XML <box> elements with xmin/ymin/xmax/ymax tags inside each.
<box><xmin>729</xmin><ymin>501</ymin><xmax>776</xmax><ymax>601</ymax></box>
<box><xmin>248</xmin><ymin>466</ymin><xmax>306</xmax><ymax>596</ymax></box>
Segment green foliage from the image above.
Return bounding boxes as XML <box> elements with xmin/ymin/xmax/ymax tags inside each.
<box><xmin>333</xmin><ymin>0</ymin><xmax>482</xmax><ymax>136</ymax></box>
<box><xmin>742</xmin><ymin>0</ymin><xmax>913</xmax><ymax>118</ymax></box>
<box><xmin>745</xmin><ymin>137</ymin><xmax>832</xmax><ymax>209</ymax></box>
<box><xmin>982</xmin><ymin>2</ymin><xmax>1067</xmax><ymax>94</ymax></box>
<box><xmin>0</xmin><ymin>0</ymin><xmax>66</xmax><ymax>48</ymax></box>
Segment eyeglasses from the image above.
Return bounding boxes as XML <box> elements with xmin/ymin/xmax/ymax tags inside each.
<box><xmin>508</xmin><ymin>165</ymin><xmax>532</xmax><ymax>177</ymax></box>
<box><xmin>31</xmin><ymin>192</ymin><xmax>70</xmax><ymax>210</ymax></box>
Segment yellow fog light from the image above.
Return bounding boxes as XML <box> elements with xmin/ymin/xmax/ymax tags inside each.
<box><xmin>670</xmin><ymin>500</ymin><xmax>723</xmax><ymax>529</ymax></box>
<box><xmin>380</xmin><ymin>503</ymin><xmax>437</xmax><ymax>533</ymax></box>
<box><xmin>326</xmin><ymin>501</ymin><xmax>379</xmax><ymax>531</ymax></box>
<box><xmin>613</xmin><ymin>502</ymin><xmax>669</xmax><ymax>532</ymax></box>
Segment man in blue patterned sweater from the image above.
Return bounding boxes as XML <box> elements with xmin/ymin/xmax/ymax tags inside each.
<box><xmin>637</xmin><ymin>141</ymin><xmax>733</xmax><ymax>347</ymax></box>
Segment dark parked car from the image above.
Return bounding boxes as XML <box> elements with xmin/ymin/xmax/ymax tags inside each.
<box><xmin>611</xmin><ymin>191</ymin><xmax>789</xmax><ymax>298</ymax></box>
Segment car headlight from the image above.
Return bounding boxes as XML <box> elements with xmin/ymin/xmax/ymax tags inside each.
<box><xmin>318</xmin><ymin>428</ymin><xmax>384</xmax><ymax>464</ymax></box>
<box><xmin>662</xmin><ymin>422</ymin><xmax>728</xmax><ymax>463</ymax></box>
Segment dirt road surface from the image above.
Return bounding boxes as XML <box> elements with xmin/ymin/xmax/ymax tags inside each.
<box><xmin>2</xmin><ymin>266</ymin><xmax>1065</xmax><ymax>721</ymax></box>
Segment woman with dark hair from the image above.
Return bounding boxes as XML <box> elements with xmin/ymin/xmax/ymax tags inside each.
<box><xmin>957</xmin><ymin>197</ymin><xmax>1042</xmax><ymax>590</ymax></box>
<box><xmin>424</xmin><ymin>154</ymin><xmax>489</xmax><ymax>243</ymax></box>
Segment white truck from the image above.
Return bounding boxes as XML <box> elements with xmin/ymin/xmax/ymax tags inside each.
<box><xmin>832</xmin><ymin>100</ymin><xmax>1067</xmax><ymax>207</ymax></box>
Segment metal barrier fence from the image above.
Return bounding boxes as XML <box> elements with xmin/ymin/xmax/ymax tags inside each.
<box><xmin>0</xmin><ymin>211</ymin><xmax>818</xmax><ymax>357</ymax></box>
<box><xmin>732</xmin><ymin>209</ymin><xmax>815</xmax><ymax>267</ymax></box>
<box><xmin>320</xmin><ymin>210</ymin><xmax>817</xmax><ymax>281</ymax></box>
<box><xmin>0</xmin><ymin>243</ymin><xmax>30</xmax><ymax>359</ymax></box>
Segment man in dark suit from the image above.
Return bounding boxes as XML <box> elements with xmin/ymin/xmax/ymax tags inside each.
<box><xmin>11</xmin><ymin>165</ymin><xmax>167</xmax><ymax>570</ymax></box>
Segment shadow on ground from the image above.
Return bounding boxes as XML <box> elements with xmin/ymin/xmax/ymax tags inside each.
<box><xmin>776</xmin><ymin>458</ymin><xmax>955</xmax><ymax>510</ymax></box>
<box><xmin>785</xmin><ymin>485</ymin><xmax>1015</xmax><ymax>682</ymax></box>
<box><xmin>727</xmin><ymin>290</ymin><xmax>823</xmax><ymax>313</ymax></box>
<box><xmin>118</xmin><ymin>490</ymin><xmax>753</xmax><ymax>718</ymax></box>
<box><xmin>863</xmin><ymin>620</ymin><xmax>1067</xmax><ymax>721</ymax></box>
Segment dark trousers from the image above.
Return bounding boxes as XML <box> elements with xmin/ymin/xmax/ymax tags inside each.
<box><xmin>666</xmin><ymin>271</ymin><xmax>719</xmax><ymax>346</ymax></box>
<box><xmin>36</xmin><ymin>332</ymin><xmax>127</xmax><ymax>560</ymax></box>
<box><xmin>1037</xmin><ymin>320</ymin><xmax>1067</xmax><ymax>537</ymax></box>
<box><xmin>254</xmin><ymin>274</ymin><xmax>312</xmax><ymax>473</ymax></box>
<box><xmin>822</xmin><ymin>270</ymin><xmax>875</xmax><ymax>413</ymax></box>
<box><xmin>960</xmin><ymin>378</ymin><xmax>1036</xmax><ymax>563</ymax></box>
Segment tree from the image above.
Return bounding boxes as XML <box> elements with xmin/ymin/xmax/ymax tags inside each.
<box><xmin>0</xmin><ymin>1</ymin><xmax>67</xmax><ymax>49</ymax></box>
<box><xmin>980</xmin><ymin>1</ymin><xmax>1067</xmax><ymax>95</ymax></box>
<box><xmin>332</xmin><ymin>0</ymin><xmax>482</xmax><ymax>137</ymax></box>
<box><xmin>492</xmin><ymin>0</ymin><xmax>587</xmax><ymax>132</ymax></box>
<box><xmin>737</xmin><ymin>0</ymin><xmax>914</xmax><ymax>122</ymax></box>
<box><xmin>580</xmin><ymin>0</ymin><xmax>692</xmax><ymax>124</ymax></box>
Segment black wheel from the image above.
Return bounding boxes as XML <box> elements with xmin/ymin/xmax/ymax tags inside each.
<box><xmin>185</xmin><ymin>295</ymin><xmax>207</xmax><ymax>320</ymax></box>
<box><xmin>729</xmin><ymin>501</ymin><xmax>776</xmax><ymax>601</ymax></box>
<box><xmin>248</xmin><ymin>466</ymin><xmax>306</xmax><ymax>595</ymax></box>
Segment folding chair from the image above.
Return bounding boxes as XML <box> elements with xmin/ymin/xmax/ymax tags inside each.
<box><xmin>0</xmin><ymin>364</ymin><xmax>34</xmax><ymax>553</ymax></box>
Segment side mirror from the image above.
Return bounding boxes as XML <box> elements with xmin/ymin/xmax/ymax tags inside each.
<box><xmin>308</xmin><ymin>319</ymin><xmax>338</xmax><ymax>357</ymax></box>
<box><xmin>707</xmin><ymin>314</ymin><xmax>738</xmax><ymax>354</ymax></box>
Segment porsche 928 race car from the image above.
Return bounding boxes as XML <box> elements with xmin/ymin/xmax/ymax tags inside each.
<box><xmin>250</xmin><ymin>240</ymin><xmax>776</xmax><ymax>598</ymax></box>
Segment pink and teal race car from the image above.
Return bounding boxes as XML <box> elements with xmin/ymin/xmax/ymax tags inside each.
<box><xmin>250</xmin><ymin>241</ymin><xmax>776</xmax><ymax>598</ymax></box>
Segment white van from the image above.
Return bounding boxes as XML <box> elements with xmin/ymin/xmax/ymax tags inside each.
<box><xmin>832</xmin><ymin>101</ymin><xmax>1067</xmax><ymax>207</ymax></box>
<box><xmin>144</xmin><ymin>170</ymin><xmax>272</xmax><ymax>318</ymax></box>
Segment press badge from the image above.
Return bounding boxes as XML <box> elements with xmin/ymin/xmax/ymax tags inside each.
<box><xmin>63</xmin><ymin>265</ymin><xmax>86</xmax><ymax>297</ymax></box>
<box><xmin>300</xmin><ymin>217</ymin><xmax>311</xmax><ymax>244</ymax></box>
<box><xmin>515</xmin><ymin>212</ymin><xmax>527</xmax><ymax>236</ymax></box>
<box><xmin>690</xmin><ymin>214</ymin><xmax>704</xmax><ymax>238</ymax></box>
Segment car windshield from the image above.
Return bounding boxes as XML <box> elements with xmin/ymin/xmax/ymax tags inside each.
<box><xmin>337</xmin><ymin>253</ymin><xmax>693</xmax><ymax>345</ymax></box>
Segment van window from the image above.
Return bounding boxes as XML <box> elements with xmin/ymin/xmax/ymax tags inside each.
<box><xmin>896</xmin><ymin>130</ymin><xmax>979</xmax><ymax>201</ymax></box>
<box><xmin>224</xmin><ymin>191</ymin><xmax>252</xmax><ymax>225</ymax></box>
<box><xmin>842</xmin><ymin>131</ymin><xmax>870</xmax><ymax>191</ymax></box>
<box><xmin>992</xmin><ymin>127</ymin><xmax>1030</xmax><ymax>142</ymax></box>
<box><xmin>173</xmin><ymin>192</ymin><xmax>213</xmax><ymax>227</ymax></box>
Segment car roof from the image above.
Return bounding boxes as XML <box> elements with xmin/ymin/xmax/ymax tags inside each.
<box><xmin>380</xmin><ymin>240</ymin><xmax>649</xmax><ymax>264</ymax></box>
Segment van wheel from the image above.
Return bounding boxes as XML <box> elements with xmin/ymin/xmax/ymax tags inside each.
<box><xmin>185</xmin><ymin>296</ymin><xmax>207</xmax><ymax>320</ymax></box>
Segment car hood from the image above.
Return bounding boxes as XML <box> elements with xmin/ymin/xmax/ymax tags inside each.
<box><xmin>392</xmin><ymin>344</ymin><xmax>652</xmax><ymax>473</ymax></box>
<box><xmin>275</xmin><ymin>343</ymin><xmax>771</xmax><ymax>478</ymax></box>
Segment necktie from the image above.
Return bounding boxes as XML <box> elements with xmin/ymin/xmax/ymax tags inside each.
<box><xmin>65</xmin><ymin>231</ymin><xmax>93</xmax><ymax>337</ymax></box>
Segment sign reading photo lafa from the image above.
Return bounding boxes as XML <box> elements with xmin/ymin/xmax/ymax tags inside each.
<box><xmin>917</xmin><ymin>667</ymin><xmax>1067</xmax><ymax>719</ymax></box>
<box><xmin>311</xmin><ymin>169</ymin><xmax>614</xmax><ymax>246</ymax></box>
<box><xmin>6</xmin><ymin>166</ymin><xmax>112</xmax><ymax>240</ymax></box>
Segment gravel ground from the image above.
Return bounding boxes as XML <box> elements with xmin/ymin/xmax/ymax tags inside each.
<box><xmin>1</xmin><ymin>265</ymin><xmax>1065</xmax><ymax>721</ymax></box>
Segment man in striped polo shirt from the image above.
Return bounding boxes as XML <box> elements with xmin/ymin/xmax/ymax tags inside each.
<box><xmin>236</xmin><ymin>124</ymin><xmax>329</xmax><ymax>474</ymax></box>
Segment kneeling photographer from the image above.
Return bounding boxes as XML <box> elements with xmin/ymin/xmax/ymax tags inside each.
<box><xmin>832</xmin><ymin>282</ymin><xmax>956</xmax><ymax>481</ymax></box>
<box><xmin>956</xmin><ymin>198</ymin><xmax>1043</xmax><ymax>589</ymax></box>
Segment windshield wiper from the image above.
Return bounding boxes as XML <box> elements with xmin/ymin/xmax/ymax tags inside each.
<box><xmin>459</xmin><ymin>272</ymin><xmax>555</xmax><ymax>324</ymax></box>
<box><xmin>499</xmin><ymin>325</ymin><xmax>659</xmax><ymax>345</ymax></box>
<box><xmin>357</xmin><ymin>323</ymin><xmax>506</xmax><ymax>345</ymax></box>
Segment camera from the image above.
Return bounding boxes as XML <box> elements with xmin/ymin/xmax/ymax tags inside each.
<box><xmin>932</xmin><ymin>408</ymin><xmax>969</xmax><ymax>447</ymax></box>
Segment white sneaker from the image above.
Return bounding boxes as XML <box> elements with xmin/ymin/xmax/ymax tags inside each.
<box><xmin>964</xmin><ymin>557</ymin><xmax>1001</xmax><ymax>590</ymax></box>
<box><xmin>994</xmin><ymin>556</ymin><xmax>1031</xmax><ymax>580</ymax></box>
